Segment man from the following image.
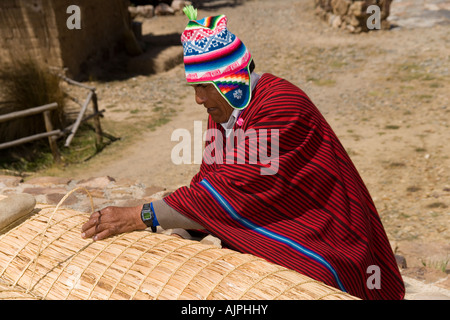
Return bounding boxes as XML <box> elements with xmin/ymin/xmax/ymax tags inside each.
<box><xmin>81</xmin><ymin>7</ymin><xmax>405</xmax><ymax>300</ymax></box>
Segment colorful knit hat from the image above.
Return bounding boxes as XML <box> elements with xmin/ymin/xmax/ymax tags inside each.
<box><xmin>181</xmin><ymin>6</ymin><xmax>252</xmax><ymax>110</ymax></box>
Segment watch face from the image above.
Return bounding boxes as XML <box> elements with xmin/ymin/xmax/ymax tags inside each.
<box><xmin>142</xmin><ymin>210</ymin><xmax>152</xmax><ymax>221</ymax></box>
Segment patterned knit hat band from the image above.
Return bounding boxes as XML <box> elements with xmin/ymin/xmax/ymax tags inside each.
<box><xmin>181</xmin><ymin>9</ymin><xmax>252</xmax><ymax>110</ymax></box>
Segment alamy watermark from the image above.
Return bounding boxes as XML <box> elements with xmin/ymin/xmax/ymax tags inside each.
<box><xmin>171</xmin><ymin>121</ymin><xmax>280</xmax><ymax>176</ymax></box>
<box><xmin>66</xmin><ymin>5</ymin><xmax>81</xmax><ymax>30</ymax></box>
<box><xmin>366</xmin><ymin>5</ymin><xmax>381</xmax><ymax>30</ymax></box>
<box><xmin>65</xmin><ymin>265</ymin><xmax>82</xmax><ymax>290</ymax></box>
<box><xmin>66</xmin><ymin>4</ymin><xmax>382</xmax><ymax>32</ymax></box>
<box><xmin>366</xmin><ymin>265</ymin><xmax>381</xmax><ymax>289</ymax></box>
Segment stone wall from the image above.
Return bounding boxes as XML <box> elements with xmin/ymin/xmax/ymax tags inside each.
<box><xmin>314</xmin><ymin>0</ymin><xmax>392</xmax><ymax>32</ymax></box>
<box><xmin>0</xmin><ymin>0</ymin><xmax>132</xmax><ymax>78</ymax></box>
<box><xmin>0</xmin><ymin>0</ymin><xmax>63</xmax><ymax>69</ymax></box>
<box><xmin>0</xmin><ymin>175</ymin><xmax>169</xmax><ymax>213</ymax></box>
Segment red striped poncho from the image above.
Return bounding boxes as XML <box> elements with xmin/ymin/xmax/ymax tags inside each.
<box><xmin>164</xmin><ymin>73</ymin><xmax>405</xmax><ymax>300</ymax></box>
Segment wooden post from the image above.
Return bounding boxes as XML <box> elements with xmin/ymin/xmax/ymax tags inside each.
<box><xmin>43</xmin><ymin>110</ymin><xmax>61</xmax><ymax>163</ymax></box>
<box><xmin>91</xmin><ymin>91</ymin><xmax>103</xmax><ymax>147</ymax></box>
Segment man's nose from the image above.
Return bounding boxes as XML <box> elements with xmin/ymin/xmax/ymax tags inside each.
<box><xmin>194</xmin><ymin>88</ymin><xmax>207</xmax><ymax>105</ymax></box>
<box><xmin>195</xmin><ymin>93</ymin><xmax>206</xmax><ymax>105</ymax></box>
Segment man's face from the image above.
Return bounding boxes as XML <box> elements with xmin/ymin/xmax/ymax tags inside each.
<box><xmin>193</xmin><ymin>84</ymin><xmax>233</xmax><ymax>123</ymax></box>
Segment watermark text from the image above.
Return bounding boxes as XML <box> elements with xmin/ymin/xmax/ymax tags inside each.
<box><xmin>171</xmin><ymin>121</ymin><xmax>279</xmax><ymax>176</ymax></box>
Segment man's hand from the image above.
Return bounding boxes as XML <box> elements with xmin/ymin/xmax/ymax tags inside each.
<box><xmin>81</xmin><ymin>205</ymin><xmax>147</xmax><ymax>241</ymax></box>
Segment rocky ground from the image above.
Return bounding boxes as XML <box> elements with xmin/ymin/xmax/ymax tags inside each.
<box><xmin>1</xmin><ymin>0</ymin><xmax>449</xmax><ymax>299</ymax></box>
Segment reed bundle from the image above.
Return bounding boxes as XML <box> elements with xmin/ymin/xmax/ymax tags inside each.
<box><xmin>0</xmin><ymin>191</ymin><xmax>357</xmax><ymax>300</ymax></box>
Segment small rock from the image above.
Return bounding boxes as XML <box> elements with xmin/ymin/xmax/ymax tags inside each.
<box><xmin>128</xmin><ymin>6</ymin><xmax>138</xmax><ymax>19</ymax></box>
<box><xmin>331</xmin><ymin>0</ymin><xmax>350</xmax><ymax>16</ymax></box>
<box><xmin>107</xmin><ymin>187</ymin><xmax>136</xmax><ymax>200</ymax></box>
<box><xmin>171</xmin><ymin>0</ymin><xmax>191</xmax><ymax>12</ymax></box>
<box><xmin>147</xmin><ymin>190</ymin><xmax>172</xmax><ymax>200</ymax></box>
<box><xmin>129</xmin><ymin>5</ymin><xmax>154</xmax><ymax>19</ymax></box>
<box><xmin>332</xmin><ymin>15</ymin><xmax>342</xmax><ymax>28</ymax></box>
<box><xmin>348</xmin><ymin>1</ymin><xmax>364</xmax><ymax>17</ymax></box>
<box><xmin>114</xmin><ymin>199</ymin><xmax>148</xmax><ymax>207</ymax></box>
<box><xmin>168</xmin><ymin>228</ymin><xmax>194</xmax><ymax>239</ymax></box>
<box><xmin>155</xmin><ymin>3</ymin><xmax>174</xmax><ymax>16</ymax></box>
<box><xmin>25</xmin><ymin>176</ymin><xmax>71</xmax><ymax>186</ymax></box>
<box><xmin>84</xmin><ymin>188</ymin><xmax>105</xmax><ymax>199</ymax></box>
<box><xmin>395</xmin><ymin>254</ymin><xmax>407</xmax><ymax>269</ymax></box>
<box><xmin>22</xmin><ymin>187</ymin><xmax>68</xmax><ymax>196</ymax></box>
<box><xmin>76</xmin><ymin>197</ymin><xmax>111</xmax><ymax>214</ymax></box>
<box><xmin>200</xmin><ymin>234</ymin><xmax>222</xmax><ymax>248</ymax></box>
<box><xmin>327</xmin><ymin>13</ymin><xmax>337</xmax><ymax>26</ymax></box>
<box><xmin>346</xmin><ymin>24</ymin><xmax>356</xmax><ymax>32</ymax></box>
<box><xmin>76</xmin><ymin>176</ymin><xmax>115</xmax><ymax>189</ymax></box>
<box><xmin>0</xmin><ymin>175</ymin><xmax>23</xmax><ymax>187</ymax></box>
<box><xmin>46</xmin><ymin>193</ymin><xmax>79</xmax><ymax>206</ymax></box>
<box><xmin>348</xmin><ymin>14</ymin><xmax>361</xmax><ymax>27</ymax></box>
<box><xmin>0</xmin><ymin>193</ymin><xmax>36</xmax><ymax>231</ymax></box>
<box><xmin>144</xmin><ymin>186</ymin><xmax>167</xmax><ymax>197</ymax></box>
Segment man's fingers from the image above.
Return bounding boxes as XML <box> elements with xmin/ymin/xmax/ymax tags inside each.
<box><xmin>81</xmin><ymin>219</ymin><xmax>95</xmax><ymax>234</ymax></box>
<box><xmin>81</xmin><ymin>209</ymin><xmax>119</xmax><ymax>240</ymax></box>
<box><xmin>92</xmin><ymin>229</ymin><xmax>111</xmax><ymax>241</ymax></box>
<box><xmin>81</xmin><ymin>211</ymin><xmax>104</xmax><ymax>239</ymax></box>
<box><xmin>81</xmin><ymin>224</ymin><xmax>98</xmax><ymax>239</ymax></box>
<box><xmin>80</xmin><ymin>205</ymin><xmax>143</xmax><ymax>241</ymax></box>
<box><xmin>81</xmin><ymin>211</ymin><xmax>101</xmax><ymax>233</ymax></box>
<box><xmin>81</xmin><ymin>222</ymin><xmax>110</xmax><ymax>240</ymax></box>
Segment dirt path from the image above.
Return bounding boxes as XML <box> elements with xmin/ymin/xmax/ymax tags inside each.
<box><xmin>72</xmin><ymin>92</ymin><xmax>205</xmax><ymax>189</ymax></box>
<box><xmin>42</xmin><ymin>0</ymin><xmax>449</xmax><ymax>288</ymax></box>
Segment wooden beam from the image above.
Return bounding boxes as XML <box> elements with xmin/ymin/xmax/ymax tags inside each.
<box><xmin>0</xmin><ymin>102</ymin><xmax>58</xmax><ymax>123</ymax></box>
<box><xmin>63</xmin><ymin>109</ymin><xmax>105</xmax><ymax>133</ymax></box>
<box><xmin>59</xmin><ymin>75</ymin><xmax>96</xmax><ymax>91</ymax></box>
<box><xmin>0</xmin><ymin>130</ymin><xmax>61</xmax><ymax>150</ymax></box>
<box><xmin>65</xmin><ymin>90</ymin><xmax>93</xmax><ymax>147</ymax></box>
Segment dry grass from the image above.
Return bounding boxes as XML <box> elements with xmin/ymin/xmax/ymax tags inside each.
<box><xmin>0</xmin><ymin>57</ymin><xmax>66</xmax><ymax>144</ymax></box>
<box><xmin>0</xmin><ymin>56</ymin><xmax>67</xmax><ymax>170</ymax></box>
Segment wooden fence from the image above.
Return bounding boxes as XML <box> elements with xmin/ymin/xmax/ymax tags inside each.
<box><xmin>0</xmin><ymin>76</ymin><xmax>105</xmax><ymax>163</ymax></box>
<box><xmin>58</xmin><ymin>75</ymin><xmax>104</xmax><ymax>148</ymax></box>
<box><xmin>0</xmin><ymin>102</ymin><xmax>61</xmax><ymax>162</ymax></box>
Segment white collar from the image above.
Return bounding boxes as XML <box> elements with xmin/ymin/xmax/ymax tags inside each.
<box><xmin>221</xmin><ymin>72</ymin><xmax>261</xmax><ymax>136</ymax></box>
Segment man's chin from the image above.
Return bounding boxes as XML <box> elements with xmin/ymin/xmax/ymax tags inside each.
<box><xmin>208</xmin><ymin>113</ymin><xmax>224</xmax><ymax>123</ymax></box>
<box><xmin>210</xmin><ymin>116</ymin><xmax>222</xmax><ymax>123</ymax></box>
